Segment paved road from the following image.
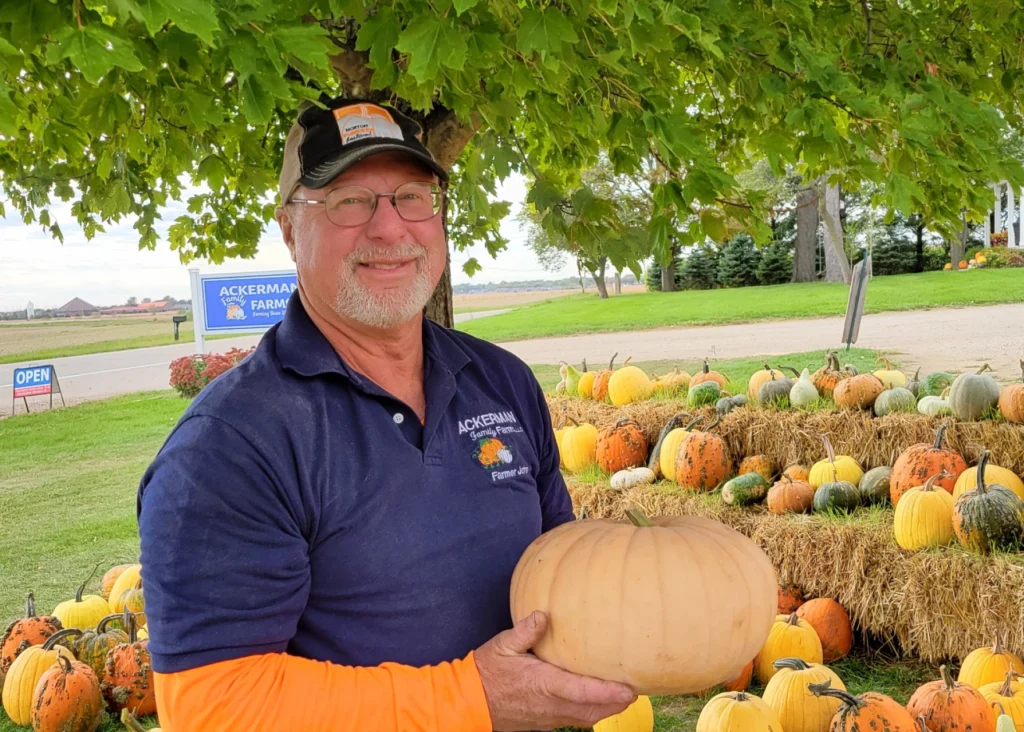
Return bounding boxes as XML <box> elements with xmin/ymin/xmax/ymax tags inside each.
<box><xmin>4</xmin><ymin>304</ymin><xmax>1023</xmax><ymax>417</ymax></box>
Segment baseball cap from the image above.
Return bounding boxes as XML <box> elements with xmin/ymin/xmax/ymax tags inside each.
<box><xmin>278</xmin><ymin>96</ymin><xmax>449</xmax><ymax>206</ymax></box>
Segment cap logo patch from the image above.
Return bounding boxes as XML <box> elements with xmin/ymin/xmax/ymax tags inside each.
<box><xmin>334</xmin><ymin>104</ymin><xmax>403</xmax><ymax>145</ymax></box>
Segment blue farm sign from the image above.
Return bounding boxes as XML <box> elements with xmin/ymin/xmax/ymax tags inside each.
<box><xmin>199</xmin><ymin>271</ymin><xmax>298</xmax><ymax>332</ymax></box>
<box><xmin>13</xmin><ymin>365</ymin><xmax>53</xmax><ymax>398</ymax></box>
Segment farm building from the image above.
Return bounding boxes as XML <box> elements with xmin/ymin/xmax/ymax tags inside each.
<box><xmin>55</xmin><ymin>297</ymin><xmax>98</xmax><ymax>317</ymax></box>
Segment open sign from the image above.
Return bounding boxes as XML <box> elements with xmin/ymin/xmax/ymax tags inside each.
<box><xmin>13</xmin><ymin>366</ymin><xmax>53</xmax><ymax>398</ymax></box>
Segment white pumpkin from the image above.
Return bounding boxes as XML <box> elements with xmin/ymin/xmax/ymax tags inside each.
<box><xmin>610</xmin><ymin>467</ymin><xmax>656</xmax><ymax>491</ymax></box>
<box><xmin>918</xmin><ymin>392</ymin><xmax>952</xmax><ymax>416</ymax></box>
<box><xmin>789</xmin><ymin>368</ymin><xmax>819</xmax><ymax>409</ymax></box>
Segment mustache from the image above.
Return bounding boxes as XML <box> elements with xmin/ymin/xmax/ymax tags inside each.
<box><xmin>347</xmin><ymin>243</ymin><xmax>427</xmax><ymax>264</ymax></box>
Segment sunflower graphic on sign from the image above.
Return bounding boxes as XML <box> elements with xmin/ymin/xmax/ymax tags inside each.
<box><xmin>474</xmin><ymin>438</ymin><xmax>513</xmax><ymax>468</ymax></box>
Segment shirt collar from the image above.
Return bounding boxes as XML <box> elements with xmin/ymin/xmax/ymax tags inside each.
<box><xmin>275</xmin><ymin>290</ymin><xmax>471</xmax><ymax>382</ymax></box>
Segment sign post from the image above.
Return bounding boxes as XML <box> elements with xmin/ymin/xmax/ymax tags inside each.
<box><xmin>12</xmin><ymin>364</ymin><xmax>65</xmax><ymax>414</ymax></box>
<box><xmin>188</xmin><ymin>268</ymin><xmax>298</xmax><ymax>353</ymax></box>
<box><xmin>842</xmin><ymin>250</ymin><xmax>872</xmax><ymax>351</ymax></box>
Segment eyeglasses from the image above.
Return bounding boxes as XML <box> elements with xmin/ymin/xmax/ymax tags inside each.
<box><xmin>288</xmin><ymin>182</ymin><xmax>445</xmax><ymax>227</ymax></box>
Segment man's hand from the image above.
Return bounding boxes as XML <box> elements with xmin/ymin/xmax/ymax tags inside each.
<box><xmin>474</xmin><ymin>610</ymin><xmax>638</xmax><ymax>731</ymax></box>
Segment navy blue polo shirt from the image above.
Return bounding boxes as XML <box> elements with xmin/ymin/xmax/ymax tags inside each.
<box><xmin>136</xmin><ymin>291</ymin><xmax>574</xmax><ymax>674</ymax></box>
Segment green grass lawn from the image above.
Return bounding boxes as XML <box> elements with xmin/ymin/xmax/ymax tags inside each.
<box><xmin>458</xmin><ymin>268</ymin><xmax>1024</xmax><ymax>342</ymax></box>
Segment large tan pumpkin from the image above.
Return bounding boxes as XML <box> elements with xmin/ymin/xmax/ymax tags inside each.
<box><xmin>509</xmin><ymin>509</ymin><xmax>777</xmax><ymax>695</ymax></box>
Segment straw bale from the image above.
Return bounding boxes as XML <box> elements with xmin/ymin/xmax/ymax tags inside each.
<box><xmin>565</xmin><ymin>477</ymin><xmax>1024</xmax><ymax>664</ymax></box>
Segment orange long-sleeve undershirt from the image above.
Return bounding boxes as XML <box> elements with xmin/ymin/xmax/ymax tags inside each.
<box><xmin>153</xmin><ymin>650</ymin><xmax>493</xmax><ymax>731</ymax></box>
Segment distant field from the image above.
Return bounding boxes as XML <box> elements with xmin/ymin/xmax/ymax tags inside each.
<box><xmin>453</xmin><ymin>284</ymin><xmax>645</xmax><ymax>313</ymax></box>
<box><xmin>458</xmin><ymin>269</ymin><xmax>1024</xmax><ymax>342</ymax></box>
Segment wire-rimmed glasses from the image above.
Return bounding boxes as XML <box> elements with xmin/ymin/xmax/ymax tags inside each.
<box><xmin>288</xmin><ymin>181</ymin><xmax>444</xmax><ymax>227</ymax></box>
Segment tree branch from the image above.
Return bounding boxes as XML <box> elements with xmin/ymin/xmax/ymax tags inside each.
<box><xmin>860</xmin><ymin>0</ymin><xmax>872</xmax><ymax>52</ymax></box>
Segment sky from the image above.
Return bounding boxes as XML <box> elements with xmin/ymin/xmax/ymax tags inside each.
<box><xmin>0</xmin><ymin>173</ymin><xmax>581</xmax><ymax>311</ymax></box>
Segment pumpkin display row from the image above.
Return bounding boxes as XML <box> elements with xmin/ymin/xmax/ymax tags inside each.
<box><xmin>555</xmin><ymin>352</ymin><xmax>1024</xmax><ymax>423</ymax></box>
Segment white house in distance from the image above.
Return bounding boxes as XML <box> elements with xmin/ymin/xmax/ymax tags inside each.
<box><xmin>986</xmin><ymin>181</ymin><xmax>1024</xmax><ymax>247</ymax></box>
<box><xmin>26</xmin><ymin>301</ymin><xmax>34</xmax><ymax>320</ymax></box>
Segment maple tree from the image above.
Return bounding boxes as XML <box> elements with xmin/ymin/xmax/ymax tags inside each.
<box><xmin>3</xmin><ymin>1</ymin><xmax>1024</xmax><ymax>325</ymax></box>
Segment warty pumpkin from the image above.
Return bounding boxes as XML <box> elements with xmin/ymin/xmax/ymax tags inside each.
<box><xmin>31</xmin><ymin>655</ymin><xmax>104</xmax><ymax>732</ymax></box>
<box><xmin>74</xmin><ymin>614</ymin><xmax>129</xmax><ymax>680</ymax></box>
<box><xmin>559</xmin><ymin>417</ymin><xmax>599</xmax><ymax>473</ymax></box>
<box><xmin>784</xmin><ymin>464</ymin><xmax>811</xmax><ymax>482</ymax></box>
<box><xmin>762</xmin><ymin>657</ymin><xmax>846</xmax><ymax>732</ymax></box>
<box><xmin>949</xmin><ymin>364</ymin><xmax>1001</xmax><ymax>420</ymax></box>
<box><xmin>108</xmin><ymin>565</ymin><xmax>142</xmax><ymax>615</ymax></box>
<box><xmin>795</xmin><ymin>598</ymin><xmax>852</xmax><ymax>663</ymax></box>
<box><xmin>696</xmin><ymin>691</ymin><xmax>783</xmax><ymax>732</ymax></box>
<box><xmin>767</xmin><ymin>475</ymin><xmax>815</xmax><ymax>515</ymax></box>
<box><xmin>754</xmin><ymin>613</ymin><xmax>823</xmax><ymax>685</ymax></box>
<box><xmin>689</xmin><ymin>359</ymin><xmax>727</xmax><ymax>388</ymax></box>
<box><xmin>809</xmin><ymin>436</ymin><xmax>863</xmax><ymax>489</ymax></box>
<box><xmin>1</xmin><ymin>628</ymin><xmax>82</xmax><ymax>726</ymax></box>
<box><xmin>808</xmin><ymin>681</ymin><xmax>918</xmax><ymax>731</ymax></box>
<box><xmin>53</xmin><ymin>567</ymin><xmax>112</xmax><ymax>631</ymax></box>
<box><xmin>739</xmin><ymin>455</ymin><xmax>774</xmax><ymax>484</ymax></box>
<box><xmin>593</xmin><ymin>694</ymin><xmax>654</xmax><ymax>732</ymax></box>
<box><xmin>812</xmin><ymin>352</ymin><xmax>847</xmax><ymax>398</ymax></box>
<box><xmin>833</xmin><ymin>373</ymin><xmax>885</xmax><ymax>410</ymax></box>
<box><xmin>596</xmin><ymin>418</ymin><xmax>649</xmax><ymax>473</ymax></box>
<box><xmin>998</xmin><ymin>360</ymin><xmax>1024</xmax><ymax>423</ymax></box>
<box><xmin>509</xmin><ymin>508</ymin><xmax>778</xmax><ymax>696</ymax></box>
<box><xmin>777</xmin><ymin>584</ymin><xmax>804</xmax><ymax>614</ymax></box>
<box><xmin>101</xmin><ymin>610</ymin><xmax>156</xmax><ymax>716</ymax></box>
<box><xmin>100</xmin><ymin>565</ymin><xmax>135</xmax><ymax>602</ymax></box>
<box><xmin>749</xmin><ymin>362</ymin><xmax>786</xmax><ymax>399</ymax></box>
<box><xmin>674</xmin><ymin>416</ymin><xmax>731</xmax><ymax>492</ymax></box>
<box><xmin>894</xmin><ymin>472</ymin><xmax>956</xmax><ymax>551</ymax></box>
<box><xmin>980</xmin><ymin>671</ymin><xmax>1024</xmax><ymax>731</ymax></box>
<box><xmin>591</xmin><ymin>353</ymin><xmax>618</xmax><ymax>402</ymax></box>
<box><xmin>954</xmin><ymin>461</ymin><xmax>1024</xmax><ymax>502</ymax></box>
<box><xmin>1</xmin><ymin>591</ymin><xmax>63</xmax><ymax>676</ymax></box>
<box><xmin>649</xmin><ymin>413</ymin><xmax>702</xmax><ymax>481</ymax></box>
<box><xmin>890</xmin><ymin>424</ymin><xmax>966</xmax><ymax>505</ymax></box>
<box><xmin>608</xmin><ymin>357</ymin><xmax>653</xmax><ymax>407</ymax></box>
<box><xmin>906</xmin><ymin>664</ymin><xmax>995</xmax><ymax>732</ymax></box>
<box><xmin>952</xmin><ymin>451</ymin><xmax>1024</xmax><ymax>554</ymax></box>
<box><xmin>957</xmin><ymin>639</ymin><xmax>1024</xmax><ymax>690</ymax></box>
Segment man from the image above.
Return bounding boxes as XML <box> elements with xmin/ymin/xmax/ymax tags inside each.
<box><xmin>136</xmin><ymin>96</ymin><xmax>637</xmax><ymax>730</ymax></box>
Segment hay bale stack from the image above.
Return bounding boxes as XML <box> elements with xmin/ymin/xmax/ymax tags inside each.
<box><xmin>546</xmin><ymin>395</ymin><xmax>1024</xmax><ymax>474</ymax></box>
<box><xmin>567</xmin><ymin>478</ymin><xmax>1024</xmax><ymax>663</ymax></box>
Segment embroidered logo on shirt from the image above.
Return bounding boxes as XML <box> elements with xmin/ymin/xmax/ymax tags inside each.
<box><xmin>473</xmin><ymin>438</ymin><xmax>513</xmax><ymax>468</ymax></box>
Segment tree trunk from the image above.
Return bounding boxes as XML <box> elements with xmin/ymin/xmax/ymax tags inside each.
<box><xmin>588</xmin><ymin>259</ymin><xmax>610</xmax><ymax>299</ymax></box>
<box><xmin>661</xmin><ymin>243</ymin><xmax>678</xmax><ymax>291</ymax></box>
<box><xmin>915</xmin><ymin>220</ymin><xmax>925</xmax><ymax>272</ymax></box>
<box><xmin>818</xmin><ymin>180</ymin><xmax>852</xmax><ymax>284</ymax></box>
<box><xmin>951</xmin><ymin>211</ymin><xmax>967</xmax><ymax>268</ymax></box>
<box><xmin>793</xmin><ymin>185</ymin><xmax>819</xmax><ymax>282</ymax></box>
<box><xmin>614</xmin><ymin>269</ymin><xmax>622</xmax><ymax>295</ymax></box>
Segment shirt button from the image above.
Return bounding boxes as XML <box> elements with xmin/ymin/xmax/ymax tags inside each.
<box><xmin>393</xmin><ymin>413</ymin><xmax>405</xmax><ymax>425</ymax></box>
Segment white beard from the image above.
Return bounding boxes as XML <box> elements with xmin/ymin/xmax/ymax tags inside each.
<box><xmin>331</xmin><ymin>243</ymin><xmax>435</xmax><ymax>329</ymax></box>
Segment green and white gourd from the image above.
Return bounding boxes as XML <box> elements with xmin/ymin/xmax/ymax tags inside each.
<box><xmin>918</xmin><ymin>387</ymin><xmax>953</xmax><ymax>417</ymax></box>
<box><xmin>688</xmin><ymin>381</ymin><xmax>722</xmax><ymax>407</ymax></box>
<box><xmin>918</xmin><ymin>371</ymin><xmax>955</xmax><ymax>398</ymax></box>
<box><xmin>721</xmin><ymin>473</ymin><xmax>769</xmax><ymax>506</ymax></box>
<box><xmin>874</xmin><ymin>387</ymin><xmax>918</xmax><ymax>417</ymax></box>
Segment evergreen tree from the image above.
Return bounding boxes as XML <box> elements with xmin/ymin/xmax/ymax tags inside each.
<box><xmin>680</xmin><ymin>245</ymin><xmax>720</xmax><ymax>290</ymax></box>
<box><xmin>645</xmin><ymin>251</ymin><xmax>684</xmax><ymax>291</ymax></box>
<box><xmin>756</xmin><ymin>239</ymin><xmax>793</xmax><ymax>285</ymax></box>
<box><xmin>716</xmin><ymin>234</ymin><xmax>762</xmax><ymax>288</ymax></box>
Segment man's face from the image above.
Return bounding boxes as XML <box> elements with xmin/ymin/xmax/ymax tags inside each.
<box><xmin>277</xmin><ymin>152</ymin><xmax>446</xmax><ymax>330</ymax></box>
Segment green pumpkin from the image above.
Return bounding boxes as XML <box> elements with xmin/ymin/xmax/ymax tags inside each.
<box><xmin>757</xmin><ymin>377</ymin><xmax>794</xmax><ymax>407</ymax></box>
<box><xmin>858</xmin><ymin>465</ymin><xmax>892</xmax><ymax>505</ymax></box>
<box><xmin>949</xmin><ymin>364</ymin><xmax>1000</xmax><ymax>420</ymax></box>
<box><xmin>813</xmin><ymin>480</ymin><xmax>861</xmax><ymax>513</ymax></box>
<box><xmin>687</xmin><ymin>381</ymin><xmax>721</xmax><ymax>407</ymax></box>
<box><xmin>953</xmin><ymin>451</ymin><xmax>1024</xmax><ymax>554</ymax></box>
<box><xmin>72</xmin><ymin>613</ymin><xmax>129</xmax><ymax>679</ymax></box>
<box><xmin>873</xmin><ymin>387</ymin><xmax>918</xmax><ymax>417</ymax></box>
<box><xmin>716</xmin><ymin>396</ymin><xmax>735</xmax><ymax>415</ymax></box>
<box><xmin>919</xmin><ymin>371</ymin><xmax>955</xmax><ymax>398</ymax></box>
<box><xmin>905</xmin><ymin>367</ymin><xmax>922</xmax><ymax>397</ymax></box>
<box><xmin>721</xmin><ymin>473</ymin><xmax>769</xmax><ymax>506</ymax></box>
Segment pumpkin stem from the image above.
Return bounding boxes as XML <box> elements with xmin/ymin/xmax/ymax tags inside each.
<box><xmin>74</xmin><ymin>561</ymin><xmax>103</xmax><ymax>603</ymax></box>
<box><xmin>773</xmin><ymin>657</ymin><xmax>811</xmax><ymax>671</ymax></box>
<box><xmin>702</xmin><ymin>414</ymin><xmax>722</xmax><ymax>431</ymax></box>
<box><xmin>702</xmin><ymin>358</ymin><xmax>710</xmax><ymax>374</ymax></box>
<box><xmin>123</xmin><ymin>608</ymin><xmax>138</xmax><ymax>644</ymax></box>
<box><xmin>785</xmin><ymin>612</ymin><xmax>801</xmax><ymax>627</ymax></box>
<box><xmin>939</xmin><ymin>663</ymin><xmax>956</xmax><ymax>691</ymax></box>
<box><xmin>25</xmin><ymin>590</ymin><xmax>36</xmax><ymax>618</ymax></box>
<box><xmin>625</xmin><ymin>507</ymin><xmax>655</xmax><ymax>527</ymax></box>
<box><xmin>42</xmin><ymin>627</ymin><xmax>83</xmax><ymax>651</ymax></box>
<box><xmin>913</xmin><ymin>367</ymin><xmax>921</xmax><ymax>380</ymax></box>
<box><xmin>807</xmin><ymin>680</ymin><xmax>862</xmax><ymax>708</ymax></box>
<box><xmin>781</xmin><ymin>473</ymin><xmax>793</xmax><ymax>485</ymax></box>
<box><xmin>684</xmin><ymin>414</ymin><xmax>705</xmax><ymax>431</ymax></box>
<box><xmin>121</xmin><ymin>709</ymin><xmax>149</xmax><ymax>732</ymax></box>
<box><xmin>581</xmin><ymin>358</ymin><xmax>588</xmax><ymax>373</ymax></box>
<box><xmin>734</xmin><ymin>691</ymin><xmax>748</xmax><ymax>702</ymax></box>
<box><xmin>917</xmin><ymin>713</ymin><xmax>931</xmax><ymax>732</ymax></box>
<box><xmin>97</xmin><ymin>613</ymin><xmax>124</xmax><ymax>634</ymax></box>
<box><xmin>999</xmin><ymin>669</ymin><xmax>1016</xmax><ymax>697</ymax></box>
<box><xmin>932</xmin><ymin>424</ymin><xmax>949</xmax><ymax>450</ymax></box>
<box><xmin>976</xmin><ymin>363</ymin><xmax>992</xmax><ymax>375</ymax></box>
<box><xmin>566</xmin><ymin>415</ymin><xmax>580</xmax><ymax>428</ymax></box>
<box><xmin>820</xmin><ymin>434</ymin><xmax>837</xmax><ymax>466</ymax></box>
<box><xmin>56</xmin><ymin>654</ymin><xmax>74</xmax><ymax>675</ymax></box>
<box><xmin>977</xmin><ymin>450</ymin><xmax>991</xmax><ymax>494</ymax></box>
<box><xmin>624</xmin><ymin>356</ymin><xmax>633</xmax><ymax>367</ymax></box>
<box><xmin>923</xmin><ymin>471</ymin><xmax>950</xmax><ymax>492</ymax></box>
<box><xmin>1019</xmin><ymin>360</ymin><xmax>1024</xmax><ymax>383</ymax></box>
<box><xmin>777</xmin><ymin>365</ymin><xmax>800</xmax><ymax>378</ymax></box>
<box><xmin>608</xmin><ymin>352</ymin><xmax>618</xmax><ymax>370</ymax></box>
<box><xmin>889</xmin><ymin>449</ymin><xmax>897</xmax><ymax>468</ymax></box>
<box><xmin>994</xmin><ymin>637</ymin><xmax>1004</xmax><ymax>655</ymax></box>
<box><xmin>995</xmin><ymin>701</ymin><xmax>1008</xmax><ymax>717</ymax></box>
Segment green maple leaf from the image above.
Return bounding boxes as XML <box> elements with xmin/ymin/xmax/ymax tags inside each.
<box><xmin>517</xmin><ymin>9</ymin><xmax>579</xmax><ymax>56</ymax></box>
<box><xmin>138</xmin><ymin>0</ymin><xmax>220</xmax><ymax>46</ymax></box>
<box><xmin>453</xmin><ymin>0</ymin><xmax>481</xmax><ymax>14</ymax></box>
<box><xmin>241</xmin><ymin>76</ymin><xmax>274</xmax><ymax>125</ymax></box>
<box><xmin>0</xmin><ymin>37</ymin><xmax>20</xmax><ymax>56</ymax></box>
<box><xmin>395</xmin><ymin>16</ymin><xmax>467</xmax><ymax>82</ymax></box>
<box><xmin>356</xmin><ymin>7</ymin><xmax>401</xmax><ymax>71</ymax></box>
<box><xmin>46</xmin><ymin>27</ymin><xmax>144</xmax><ymax>84</ymax></box>
<box><xmin>0</xmin><ymin>2</ymin><xmax>64</xmax><ymax>49</ymax></box>
<box><xmin>271</xmin><ymin>25</ymin><xmax>333</xmax><ymax>71</ymax></box>
<box><xmin>0</xmin><ymin>83</ymin><xmax>19</xmax><ymax>136</ymax></box>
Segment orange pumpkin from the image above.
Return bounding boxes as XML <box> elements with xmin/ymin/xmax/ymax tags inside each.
<box><xmin>739</xmin><ymin>455</ymin><xmax>774</xmax><ymax>484</ymax></box>
<box><xmin>596</xmin><ymin>418</ymin><xmax>649</xmax><ymax>473</ymax></box>
<box><xmin>101</xmin><ymin>610</ymin><xmax>156</xmax><ymax>717</ymax></box>
<box><xmin>1</xmin><ymin>592</ymin><xmax>63</xmax><ymax>676</ymax></box>
<box><xmin>812</xmin><ymin>352</ymin><xmax>847</xmax><ymax>398</ymax></box>
<box><xmin>906</xmin><ymin>663</ymin><xmax>995</xmax><ymax>732</ymax></box>
<box><xmin>783</xmin><ymin>464</ymin><xmax>811</xmax><ymax>482</ymax></box>
<box><xmin>673</xmin><ymin>416</ymin><xmax>730</xmax><ymax>492</ymax></box>
<box><xmin>119</xmin><ymin>579</ymin><xmax>147</xmax><ymax>628</ymax></box>
<box><xmin>31</xmin><ymin>656</ymin><xmax>104</xmax><ymax>732</ymax></box>
<box><xmin>890</xmin><ymin>424</ymin><xmax>967</xmax><ymax>506</ymax></box>
<box><xmin>767</xmin><ymin>474</ymin><xmax>815</xmax><ymax>515</ymax></box>
<box><xmin>590</xmin><ymin>353</ymin><xmax>618</xmax><ymax>402</ymax></box>
<box><xmin>833</xmin><ymin>373</ymin><xmax>885</xmax><ymax>409</ymax></box>
<box><xmin>796</xmin><ymin>598</ymin><xmax>853</xmax><ymax>663</ymax></box>
<box><xmin>809</xmin><ymin>681</ymin><xmax>918</xmax><ymax>731</ymax></box>
<box><xmin>100</xmin><ymin>565</ymin><xmax>135</xmax><ymax>601</ymax></box>
<box><xmin>699</xmin><ymin>658</ymin><xmax>754</xmax><ymax>695</ymax></box>
<box><xmin>777</xmin><ymin>584</ymin><xmax>804</xmax><ymax>614</ymax></box>
<box><xmin>999</xmin><ymin>360</ymin><xmax>1024</xmax><ymax>423</ymax></box>
<box><xmin>689</xmin><ymin>359</ymin><xmax>727</xmax><ymax>388</ymax></box>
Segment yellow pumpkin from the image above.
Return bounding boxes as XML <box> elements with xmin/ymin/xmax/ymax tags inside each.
<box><xmin>763</xmin><ymin>657</ymin><xmax>846</xmax><ymax>732</ymax></box>
<box><xmin>560</xmin><ymin>418</ymin><xmax>598</xmax><ymax>473</ymax></box>
<box><xmin>873</xmin><ymin>359</ymin><xmax>907</xmax><ymax>389</ymax></box>
<box><xmin>554</xmin><ymin>426</ymin><xmax>567</xmax><ymax>469</ymax></box>
<box><xmin>980</xmin><ymin>671</ymin><xmax>1024</xmax><ymax>730</ymax></box>
<box><xmin>659</xmin><ymin>424</ymin><xmax>700</xmax><ymax>482</ymax></box>
<box><xmin>120</xmin><ymin>579</ymin><xmax>147</xmax><ymax>628</ymax></box>
<box><xmin>748</xmin><ymin>363</ymin><xmax>786</xmax><ymax>400</ymax></box>
<box><xmin>109</xmin><ymin>564</ymin><xmax>142</xmax><ymax>614</ymax></box>
<box><xmin>754</xmin><ymin>614</ymin><xmax>823</xmax><ymax>685</ymax></box>
<box><xmin>954</xmin><ymin>463</ymin><xmax>1024</xmax><ymax>502</ymax></box>
<box><xmin>958</xmin><ymin>640</ymin><xmax>1024</xmax><ymax>690</ymax></box>
<box><xmin>593</xmin><ymin>695</ymin><xmax>654</xmax><ymax>732</ymax></box>
<box><xmin>893</xmin><ymin>473</ymin><xmax>956</xmax><ymax>551</ymax></box>
<box><xmin>1</xmin><ymin>628</ymin><xmax>81</xmax><ymax>726</ymax></box>
<box><xmin>53</xmin><ymin>579</ymin><xmax>112</xmax><ymax>631</ymax></box>
<box><xmin>608</xmin><ymin>357</ymin><xmax>653</xmax><ymax>407</ymax></box>
<box><xmin>651</xmin><ymin>368</ymin><xmax>690</xmax><ymax>397</ymax></box>
<box><xmin>101</xmin><ymin>564</ymin><xmax>135</xmax><ymax>601</ymax></box>
<box><xmin>809</xmin><ymin>436</ymin><xmax>863</xmax><ymax>488</ymax></box>
<box><xmin>578</xmin><ymin>360</ymin><xmax>596</xmax><ymax>399</ymax></box>
<box><xmin>696</xmin><ymin>691</ymin><xmax>783</xmax><ymax>732</ymax></box>
<box><xmin>510</xmin><ymin>508</ymin><xmax>778</xmax><ymax>696</ymax></box>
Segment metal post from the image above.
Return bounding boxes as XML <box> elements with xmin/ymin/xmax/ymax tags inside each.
<box><xmin>985</xmin><ymin>185</ymin><xmax>994</xmax><ymax>247</ymax></box>
<box><xmin>188</xmin><ymin>267</ymin><xmax>205</xmax><ymax>354</ymax></box>
<box><xmin>1009</xmin><ymin>183</ymin><xmax>1017</xmax><ymax>248</ymax></box>
<box><xmin>995</xmin><ymin>182</ymin><xmax>1003</xmax><ymax>242</ymax></box>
